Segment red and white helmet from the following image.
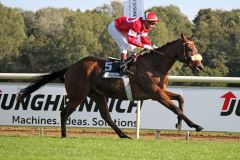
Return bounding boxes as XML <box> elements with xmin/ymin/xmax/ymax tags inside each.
<box><xmin>144</xmin><ymin>11</ymin><xmax>160</xmax><ymax>22</ymax></box>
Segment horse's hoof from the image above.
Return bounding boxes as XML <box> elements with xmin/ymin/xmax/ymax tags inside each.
<box><xmin>175</xmin><ymin>123</ymin><xmax>182</xmax><ymax>131</ymax></box>
<box><xmin>125</xmin><ymin>136</ymin><xmax>132</xmax><ymax>139</ymax></box>
<box><xmin>196</xmin><ymin>126</ymin><xmax>204</xmax><ymax>132</ymax></box>
<box><xmin>120</xmin><ymin>134</ymin><xmax>132</xmax><ymax>139</ymax></box>
<box><xmin>123</xmin><ymin>135</ymin><xmax>132</xmax><ymax>139</ymax></box>
<box><xmin>61</xmin><ymin>133</ymin><xmax>67</xmax><ymax>138</ymax></box>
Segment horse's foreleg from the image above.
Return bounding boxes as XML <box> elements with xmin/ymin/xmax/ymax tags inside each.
<box><xmin>60</xmin><ymin>99</ymin><xmax>81</xmax><ymax>138</ymax></box>
<box><xmin>165</xmin><ymin>90</ymin><xmax>184</xmax><ymax>130</ymax></box>
<box><xmin>89</xmin><ymin>93</ymin><xmax>131</xmax><ymax>138</ymax></box>
<box><xmin>156</xmin><ymin>92</ymin><xmax>203</xmax><ymax>132</ymax></box>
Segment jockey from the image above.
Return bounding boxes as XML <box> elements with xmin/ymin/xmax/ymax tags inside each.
<box><xmin>108</xmin><ymin>11</ymin><xmax>160</xmax><ymax>75</ymax></box>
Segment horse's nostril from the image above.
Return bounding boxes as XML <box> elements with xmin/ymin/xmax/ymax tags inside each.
<box><xmin>197</xmin><ymin>65</ymin><xmax>203</xmax><ymax>70</ymax></box>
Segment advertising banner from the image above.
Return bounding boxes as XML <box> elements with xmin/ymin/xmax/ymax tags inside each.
<box><xmin>0</xmin><ymin>82</ymin><xmax>239</xmax><ymax>132</ymax></box>
<box><xmin>0</xmin><ymin>83</ymin><xmax>137</xmax><ymax>128</ymax></box>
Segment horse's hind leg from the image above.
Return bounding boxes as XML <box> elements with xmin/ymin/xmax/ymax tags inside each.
<box><xmin>89</xmin><ymin>92</ymin><xmax>131</xmax><ymax>138</ymax></box>
<box><xmin>61</xmin><ymin>63</ymin><xmax>90</xmax><ymax>137</ymax></box>
<box><xmin>165</xmin><ymin>90</ymin><xmax>184</xmax><ymax>130</ymax></box>
<box><xmin>61</xmin><ymin>88</ymin><xmax>88</xmax><ymax>137</ymax></box>
<box><xmin>61</xmin><ymin>98</ymin><xmax>82</xmax><ymax>137</ymax></box>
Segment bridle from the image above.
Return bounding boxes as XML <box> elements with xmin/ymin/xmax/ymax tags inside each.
<box><xmin>182</xmin><ymin>41</ymin><xmax>193</xmax><ymax>66</ymax></box>
<box><xmin>182</xmin><ymin>41</ymin><xmax>202</xmax><ymax>66</ymax></box>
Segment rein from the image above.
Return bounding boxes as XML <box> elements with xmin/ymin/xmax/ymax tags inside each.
<box><xmin>151</xmin><ymin>49</ymin><xmax>165</xmax><ymax>56</ymax></box>
<box><xmin>142</xmin><ymin>46</ymin><xmax>177</xmax><ymax>61</ymax></box>
<box><xmin>137</xmin><ymin>40</ymin><xmax>202</xmax><ymax>66</ymax></box>
<box><xmin>151</xmin><ymin>41</ymin><xmax>200</xmax><ymax>65</ymax></box>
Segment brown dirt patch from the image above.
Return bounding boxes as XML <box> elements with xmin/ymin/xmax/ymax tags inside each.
<box><xmin>1</xmin><ymin>126</ymin><xmax>240</xmax><ymax>141</ymax></box>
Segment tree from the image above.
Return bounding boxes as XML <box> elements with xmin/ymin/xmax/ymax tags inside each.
<box><xmin>95</xmin><ymin>1</ymin><xmax>123</xmax><ymax>17</ymax></box>
<box><xmin>32</xmin><ymin>8</ymin><xmax>71</xmax><ymax>38</ymax></box>
<box><xmin>224</xmin><ymin>10</ymin><xmax>240</xmax><ymax>77</ymax></box>
<box><xmin>15</xmin><ymin>8</ymin><xmax>74</xmax><ymax>72</ymax></box>
<box><xmin>60</xmin><ymin>11</ymin><xmax>103</xmax><ymax>63</ymax></box>
<box><xmin>22</xmin><ymin>11</ymin><xmax>35</xmax><ymax>37</ymax></box>
<box><xmin>149</xmin><ymin>5</ymin><xmax>192</xmax><ymax>43</ymax></box>
<box><xmin>0</xmin><ymin>4</ymin><xmax>26</xmax><ymax>62</ymax></box>
<box><xmin>193</xmin><ymin>9</ymin><xmax>240</xmax><ymax>78</ymax></box>
<box><xmin>17</xmin><ymin>37</ymin><xmax>68</xmax><ymax>72</ymax></box>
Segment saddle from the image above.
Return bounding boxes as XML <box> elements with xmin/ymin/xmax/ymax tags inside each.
<box><xmin>102</xmin><ymin>55</ymin><xmax>137</xmax><ymax>100</ymax></box>
<box><xmin>102</xmin><ymin>54</ymin><xmax>137</xmax><ymax>78</ymax></box>
<box><xmin>101</xmin><ymin>49</ymin><xmax>150</xmax><ymax>100</ymax></box>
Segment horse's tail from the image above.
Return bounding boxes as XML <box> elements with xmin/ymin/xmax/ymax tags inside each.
<box><xmin>17</xmin><ymin>67</ymin><xmax>68</xmax><ymax>101</ymax></box>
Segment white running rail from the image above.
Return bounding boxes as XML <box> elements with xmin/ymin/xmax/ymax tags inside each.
<box><xmin>0</xmin><ymin>73</ymin><xmax>239</xmax><ymax>83</ymax></box>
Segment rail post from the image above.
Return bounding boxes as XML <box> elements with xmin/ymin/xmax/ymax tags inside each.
<box><xmin>136</xmin><ymin>101</ymin><xmax>141</xmax><ymax>139</ymax></box>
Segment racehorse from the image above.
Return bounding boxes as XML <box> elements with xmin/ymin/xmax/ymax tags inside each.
<box><xmin>17</xmin><ymin>33</ymin><xmax>204</xmax><ymax>138</ymax></box>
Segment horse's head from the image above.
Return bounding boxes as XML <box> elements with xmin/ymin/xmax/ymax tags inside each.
<box><xmin>178</xmin><ymin>33</ymin><xmax>204</xmax><ymax>73</ymax></box>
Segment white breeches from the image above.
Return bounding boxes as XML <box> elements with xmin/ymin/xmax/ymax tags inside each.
<box><xmin>108</xmin><ymin>21</ymin><xmax>136</xmax><ymax>56</ymax></box>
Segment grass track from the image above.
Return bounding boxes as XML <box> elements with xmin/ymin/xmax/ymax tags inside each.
<box><xmin>0</xmin><ymin>136</ymin><xmax>239</xmax><ymax>160</ymax></box>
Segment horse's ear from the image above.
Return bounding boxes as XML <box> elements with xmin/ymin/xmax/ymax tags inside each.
<box><xmin>180</xmin><ymin>32</ymin><xmax>185</xmax><ymax>41</ymax></box>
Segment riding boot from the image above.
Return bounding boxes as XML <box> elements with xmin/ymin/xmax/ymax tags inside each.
<box><xmin>119</xmin><ymin>53</ymin><xmax>127</xmax><ymax>76</ymax></box>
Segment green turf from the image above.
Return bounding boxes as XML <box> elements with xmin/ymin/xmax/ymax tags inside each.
<box><xmin>0</xmin><ymin>136</ymin><xmax>239</xmax><ymax>160</ymax></box>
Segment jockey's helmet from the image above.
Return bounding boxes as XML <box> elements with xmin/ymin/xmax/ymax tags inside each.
<box><xmin>144</xmin><ymin>11</ymin><xmax>160</xmax><ymax>23</ymax></box>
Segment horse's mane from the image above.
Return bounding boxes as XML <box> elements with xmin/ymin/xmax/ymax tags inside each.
<box><xmin>158</xmin><ymin>38</ymin><xmax>180</xmax><ymax>50</ymax></box>
<box><xmin>140</xmin><ymin>38</ymin><xmax>180</xmax><ymax>57</ymax></box>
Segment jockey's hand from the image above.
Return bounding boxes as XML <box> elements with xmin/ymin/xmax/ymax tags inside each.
<box><xmin>143</xmin><ymin>44</ymin><xmax>153</xmax><ymax>50</ymax></box>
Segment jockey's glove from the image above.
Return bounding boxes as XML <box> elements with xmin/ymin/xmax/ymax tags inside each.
<box><xmin>143</xmin><ymin>44</ymin><xmax>153</xmax><ymax>50</ymax></box>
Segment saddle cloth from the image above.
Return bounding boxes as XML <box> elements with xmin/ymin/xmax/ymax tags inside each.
<box><xmin>102</xmin><ymin>57</ymin><xmax>121</xmax><ymax>78</ymax></box>
<box><xmin>102</xmin><ymin>57</ymin><xmax>133</xmax><ymax>100</ymax></box>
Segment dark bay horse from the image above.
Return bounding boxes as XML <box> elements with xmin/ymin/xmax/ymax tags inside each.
<box><xmin>17</xmin><ymin>33</ymin><xmax>204</xmax><ymax>138</ymax></box>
